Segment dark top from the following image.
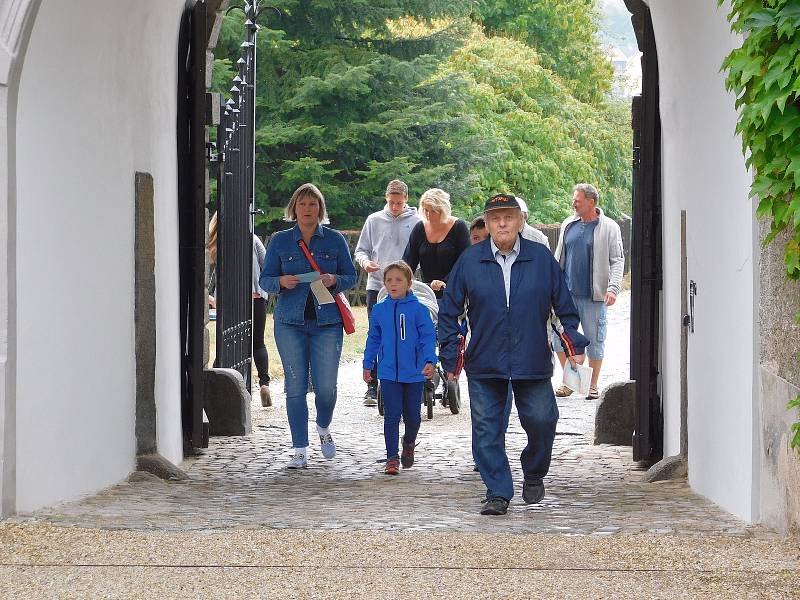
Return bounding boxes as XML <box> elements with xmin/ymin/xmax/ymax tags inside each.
<box><xmin>403</xmin><ymin>219</ymin><xmax>471</xmax><ymax>298</ymax></box>
<box><xmin>304</xmin><ymin>293</ymin><xmax>316</xmax><ymax>320</ymax></box>
<box><xmin>563</xmin><ymin>219</ymin><xmax>598</xmax><ymax>298</ymax></box>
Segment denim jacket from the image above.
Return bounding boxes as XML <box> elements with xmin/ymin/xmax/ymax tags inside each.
<box><xmin>260</xmin><ymin>224</ymin><xmax>357</xmax><ymax>326</ymax></box>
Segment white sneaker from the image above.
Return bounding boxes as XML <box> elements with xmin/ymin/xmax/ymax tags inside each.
<box><xmin>287</xmin><ymin>452</ymin><xmax>307</xmax><ymax>469</ymax></box>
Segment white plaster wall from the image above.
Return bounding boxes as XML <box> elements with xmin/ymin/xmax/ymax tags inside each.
<box><xmin>649</xmin><ymin>0</ymin><xmax>758</xmax><ymax>521</ymax></box>
<box><xmin>15</xmin><ymin>0</ymin><xmax>184</xmax><ymax>512</ymax></box>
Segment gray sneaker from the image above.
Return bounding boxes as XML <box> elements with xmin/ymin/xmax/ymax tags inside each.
<box><xmin>286</xmin><ymin>452</ymin><xmax>307</xmax><ymax>469</ymax></box>
<box><xmin>319</xmin><ymin>433</ymin><xmax>336</xmax><ymax>459</ymax></box>
<box><xmin>363</xmin><ymin>388</ymin><xmax>378</xmax><ymax>407</ymax></box>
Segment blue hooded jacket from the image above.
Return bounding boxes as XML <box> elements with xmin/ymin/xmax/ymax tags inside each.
<box><xmin>363</xmin><ymin>292</ymin><xmax>438</xmax><ymax>383</ymax></box>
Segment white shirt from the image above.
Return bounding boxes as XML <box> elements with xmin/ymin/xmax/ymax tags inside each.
<box><xmin>490</xmin><ymin>236</ymin><xmax>520</xmax><ymax>307</ymax></box>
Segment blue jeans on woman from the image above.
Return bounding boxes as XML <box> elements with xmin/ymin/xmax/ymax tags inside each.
<box><xmin>274</xmin><ymin>319</ymin><xmax>343</xmax><ymax>448</ymax></box>
<box><xmin>380</xmin><ymin>380</ymin><xmax>424</xmax><ymax>459</ymax></box>
<box><xmin>468</xmin><ymin>377</ymin><xmax>558</xmax><ymax>501</ymax></box>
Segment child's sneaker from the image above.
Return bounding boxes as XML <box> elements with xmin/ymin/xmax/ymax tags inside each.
<box><xmin>384</xmin><ymin>457</ymin><xmax>400</xmax><ymax>475</ymax></box>
<box><xmin>401</xmin><ymin>441</ymin><xmax>416</xmax><ymax>468</ymax></box>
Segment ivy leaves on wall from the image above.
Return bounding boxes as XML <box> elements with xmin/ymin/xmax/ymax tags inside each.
<box><xmin>718</xmin><ymin>0</ymin><xmax>800</xmax><ymax>447</ymax></box>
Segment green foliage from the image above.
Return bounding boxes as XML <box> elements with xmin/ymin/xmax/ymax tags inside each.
<box><xmin>473</xmin><ymin>0</ymin><xmax>614</xmax><ymax>104</ymax></box>
<box><xmin>718</xmin><ymin>0</ymin><xmax>800</xmax><ymax>447</ymax></box>
<box><xmin>789</xmin><ymin>394</ymin><xmax>800</xmax><ymax>449</ymax></box>
<box><xmin>435</xmin><ymin>30</ymin><xmax>631</xmax><ymax>223</ymax></box>
<box><xmin>214</xmin><ymin>2</ymin><xmax>481</xmax><ymax>232</ymax></box>
<box><xmin>212</xmin><ymin>1</ymin><xmax>630</xmax><ymax>233</ymax></box>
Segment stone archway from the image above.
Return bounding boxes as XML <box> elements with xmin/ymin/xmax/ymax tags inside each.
<box><xmin>0</xmin><ymin>0</ymin><xmax>42</xmax><ymax>518</ymax></box>
<box><xmin>0</xmin><ymin>0</ymin><xmax>229</xmax><ymax>517</ymax></box>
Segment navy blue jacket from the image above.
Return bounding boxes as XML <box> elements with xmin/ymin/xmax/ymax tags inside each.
<box><xmin>363</xmin><ymin>292</ymin><xmax>438</xmax><ymax>383</ymax></box>
<box><xmin>438</xmin><ymin>236</ymin><xmax>589</xmax><ymax>380</ymax></box>
<box><xmin>259</xmin><ymin>224</ymin><xmax>357</xmax><ymax>326</ymax></box>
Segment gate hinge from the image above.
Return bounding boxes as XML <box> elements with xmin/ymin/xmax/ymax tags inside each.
<box><xmin>206</xmin><ymin>142</ymin><xmax>219</xmax><ymax>162</ymax></box>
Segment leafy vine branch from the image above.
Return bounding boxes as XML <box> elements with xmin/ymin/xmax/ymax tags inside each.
<box><xmin>717</xmin><ymin>0</ymin><xmax>800</xmax><ymax>447</ymax></box>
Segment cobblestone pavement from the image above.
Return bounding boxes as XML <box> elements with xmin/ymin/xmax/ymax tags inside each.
<box><xmin>11</xmin><ymin>292</ymin><xmax>773</xmax><ymax>536</ymax></box>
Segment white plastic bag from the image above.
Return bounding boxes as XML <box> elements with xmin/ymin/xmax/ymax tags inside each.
<box><xmin>563</xmin><ymin>361</ymin><xmax>593</xmax><ymax>396</ymax></box>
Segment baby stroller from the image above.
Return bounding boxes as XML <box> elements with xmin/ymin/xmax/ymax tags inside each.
<box><xmin>375</xmin><ymin>280</ymin><xmax>461</xmax><ymax>420</ymax></box>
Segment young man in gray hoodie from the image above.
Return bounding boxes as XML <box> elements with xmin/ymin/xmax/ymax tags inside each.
<box><xmin>354</xmin><ymin>179</ymin><xmax>422</xmax><ymax>405</ymax></box>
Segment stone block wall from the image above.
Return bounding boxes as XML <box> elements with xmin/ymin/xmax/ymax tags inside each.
<box><xmin>758</xmin><ymin>220</ymin><xmax>800</xmax><ymax>532</ymax></box>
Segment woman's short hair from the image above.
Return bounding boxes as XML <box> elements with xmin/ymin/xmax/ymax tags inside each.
<box><xmin>383</xmin><ymin>260</ymin><xmax>414</xmax><ymax>284</ymax></box>
<box><xmin>419</xmin><ymin>188</ymin><xmax>452</xmax><ymax>220</ymax></box>
<box><xmin>284</xmin><ymin>183</ymin><xmax>329</xmax><ymax>224</ymax></box>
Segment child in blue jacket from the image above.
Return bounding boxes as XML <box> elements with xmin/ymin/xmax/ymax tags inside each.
<box><xmin>363</xmin><ymin>261</ymin><xmax>437</xmax><ymax>475</ymax></box>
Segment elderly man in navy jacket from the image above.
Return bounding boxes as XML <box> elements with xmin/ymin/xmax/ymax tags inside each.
<box><xmin>439</xmin><ymin>194</ymin><xmax>589</xmax><ymax>516</ymax></box>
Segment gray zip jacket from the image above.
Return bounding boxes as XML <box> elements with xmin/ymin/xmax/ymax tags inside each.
<box><xmin>354</xmin><ymin>205</ymin><xmax>422</xmax><ymax>291</ymax></box>
<box><xmin>554</xmin><ymin>207</ymin><xmax>624</xmax><ymax>301</ymax></box>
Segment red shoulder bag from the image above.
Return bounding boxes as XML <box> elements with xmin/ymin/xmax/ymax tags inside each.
<box><xmin>297</xmin><ymin>239</ymin><xmax>356</xmax><ymax>335</ymax></box>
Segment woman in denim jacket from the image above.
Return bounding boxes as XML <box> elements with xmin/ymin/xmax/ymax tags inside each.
<box><xmin>260</xmin><ymin>183</ymin><xmax>357</xmax><ymax>468</ymax></box>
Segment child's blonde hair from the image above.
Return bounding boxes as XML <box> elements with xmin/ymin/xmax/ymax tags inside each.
<box><xmin>383</xmin><ymin>260</ymin><xmax>414</xmax><ymax>284</ymax></box>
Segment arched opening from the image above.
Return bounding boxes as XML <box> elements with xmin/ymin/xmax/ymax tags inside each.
<box><xmin>13</xmin><ymin>0</ymin><xmax>187</xmax><ymax>512</ymax></box>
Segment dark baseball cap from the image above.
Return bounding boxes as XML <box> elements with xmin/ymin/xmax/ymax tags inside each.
<box><xmin>484</xmin><ymin>193</ymin><xmax>522</xmax><ymax>212</ymax></box>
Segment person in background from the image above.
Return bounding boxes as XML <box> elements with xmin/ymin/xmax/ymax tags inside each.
<box><xmin>251</xmin><ymin>233</ymin><xmax>271</xmax><ymax>407</ymax></box>
<box><xmin>259</xmin><ymin>183</ymin><xmax>357</xmax><ymax>469</ymax></box>
<box><xmin>551</xmin><ymin>184</ymin><xmax>624</xmax><ymax>400</ymax></box>
<box><xmin>207</xmin><ymin>212</ymin><xmax>272</xmax><ymax>407</ymax></box>
<box><xmin>354</xmin><ymin>179</ymin><xmax>421</xmax><ymax>407</ymax></box>
<box><xmin>402</xmin><ymin>188</ymin><xmax>470</xmax><ymax>301</ymax></box>
<box><xmin>363</xmin><ymin>261</ymin><xmax>436</xmax><ymax>475</ymax></box>
<box><xmin>516</xmin><ymin>198</ymin><xmax>551</xmax><ymax>249</ymax></box>
<box><xmin>469</xmin><ymin>216</ymin><xmax>489</xmax><ymax>245</ymax></box>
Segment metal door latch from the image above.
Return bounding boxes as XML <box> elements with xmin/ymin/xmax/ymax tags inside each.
<box><xmin>206</xmin><ymin>142</ymin><xmax>219</xmax><ymax>162</ymax></box>
<box><xmin>682</xmin><ymin>280</ymin><xmax>697</xmax><ymax>332</ymax></box>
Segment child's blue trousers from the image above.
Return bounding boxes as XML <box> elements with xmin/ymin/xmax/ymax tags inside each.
<box><xmin>380</xmin><ymin>380</ymin><xmax>424</xmax><ymax>459</ymax></box>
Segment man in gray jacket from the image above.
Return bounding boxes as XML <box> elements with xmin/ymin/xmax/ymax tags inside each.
<box><xmin>354</xmin><ymin>179</ymin><xmax>422</xmax><ymax>405</ymax></box>
<box><xmin>552</xmin><ymin>184</ymin><xmax>624</xmax><ymax>400</ymax></box>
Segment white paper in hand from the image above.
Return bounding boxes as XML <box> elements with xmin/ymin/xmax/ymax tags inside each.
<box><xmin>562</xmin><ymin>361</ymin><xmax>593</xmax><ymax>396</ymax></box>
<box><xmin>309</xmin><ymin>279</ymin><xmax>335</xmax><ymax>305</ymax></box>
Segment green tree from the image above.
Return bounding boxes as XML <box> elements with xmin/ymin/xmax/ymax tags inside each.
<box><xmin>213</xmin><ymin>2</ymin><xmax>481</xmax><ymax>232</ymax></box>
<box><xmin>473</xmin><ymin>0</ymin><xmax>614</xmax><ymax>104</ymax></box>
<box><xmin>434</xmin><ymin>29</ymin><xmax>630</xmax><ymax>223</ymax></box>
<box><xmin>212</xmin><ymin>1</ymin><xmax>630</xmax><ymax>233</ymax></box>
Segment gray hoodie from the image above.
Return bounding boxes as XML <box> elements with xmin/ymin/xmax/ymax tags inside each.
<box><xmin>354</xmin><ymin>205</ymin><xmax>422</xmax><ymax>291</ymax></box>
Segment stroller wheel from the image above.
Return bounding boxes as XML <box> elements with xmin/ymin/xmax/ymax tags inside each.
<box><xmin>377</xmin><ymin>384</ymin><xmax>384</xmax><ymax>416</ymax></box>
<box><xmin>447</xmin><ymin>379</ymin><xmax>461</xmax><ymax>414</ymax></box>
<box><xmin>424</xmin><ymin>387</ymin><xmax>434</xmax><ymax>420</ymax></box>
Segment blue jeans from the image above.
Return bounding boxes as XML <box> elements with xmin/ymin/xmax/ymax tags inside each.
<box><xmin>468</xmin><ymin>378</ymin><xmax>558</xmax><ymax>501</ymax></box>
<box><xmin>471</xmin><ymin>382</ymin><xmax>512</xmax><ymax>464</ymax></box>
<box><xmin>551</xmin><ymin>296</ymin><xmax>607</xmax><ymax>360</ymax></box>
<box><xmin>274</xmin><ymin>319</ymin><xmax>343</xmax><ymax>448</ymax></box>
<box><xmin>380</xmin><ymin>380</ymin><xmax>424</xmax><ymax>459</ymax></box>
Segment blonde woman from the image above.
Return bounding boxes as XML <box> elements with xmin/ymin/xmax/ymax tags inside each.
<box><xmin>259</xmin><ymin>183</ymin><xmax>357</xmax><ymax>469</ymax></box>
<box><xmin>402</xmin><ymin>188</ymin><xmax>470</xmax><ymax>299</ymax></box>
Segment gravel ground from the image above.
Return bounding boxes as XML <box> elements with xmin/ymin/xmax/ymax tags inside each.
<box><xmin>1</xmin><ymin>524</ymin><xmax>798</xmax><ymax>599</ymax></box>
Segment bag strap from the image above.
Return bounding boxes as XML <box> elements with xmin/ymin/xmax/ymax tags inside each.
<box><xmin>297</xmin><ymin>239</ymin><xmax>323</xmax><ymax>273</ymax></box>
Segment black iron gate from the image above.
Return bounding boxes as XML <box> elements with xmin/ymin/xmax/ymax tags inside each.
<box><xmin>629</xmin><ymin>4</ymin><xmax>663</xmax><ymax>463</ymax></box>
<box><xmin>178</xmin><ymin>0</ymin><xmax>210</xmax><ymax>449</ymax></box>
<box><xmin>212</xmin><ymin>3</ymin><xmax>263</xmax><ymax>388</ymax></box>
